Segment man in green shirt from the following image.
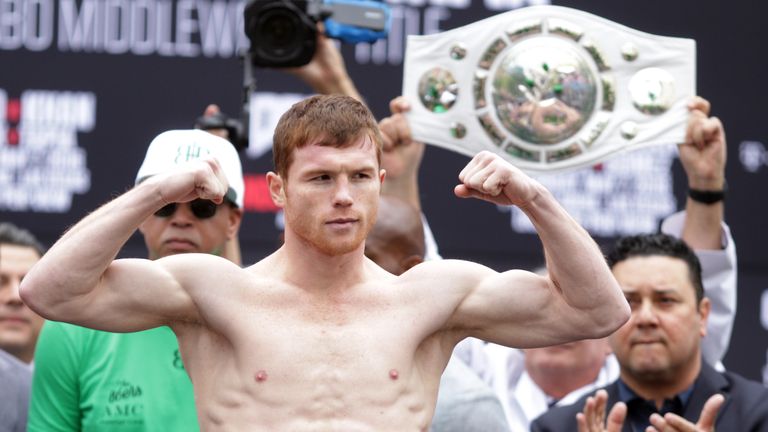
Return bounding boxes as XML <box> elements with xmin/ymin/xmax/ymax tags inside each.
<box><xmin>28</xmin><ymin>130</ymin><xmax>245</xmax><ymax>431</ymax></box>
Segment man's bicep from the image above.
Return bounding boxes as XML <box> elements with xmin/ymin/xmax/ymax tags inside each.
<box><xmin>66</xmin><ymin>257</ymin><xmax>198</xmax><ymax>332</ymax></box>
<box><xmin>452</xmin><ymin>269</ymin><xmax>586</xmax><ymax>348</ymax></box>
<box><xmin>447</xmin><ymin>267</ymin><xmax>539</xmax><ymax>331</ymax></box>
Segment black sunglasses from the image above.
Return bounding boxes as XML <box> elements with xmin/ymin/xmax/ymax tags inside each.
<box><xmin>154</xmin><ymin>199</ymin><xmax>220</xmax><ymax>219</ymax></box>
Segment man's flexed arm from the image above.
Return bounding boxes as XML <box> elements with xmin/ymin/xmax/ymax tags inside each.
<box><xmin>450</xmin><ymin>151</ymin><xmax>630</xmax><ymax>346</ymax></box>
<box><xmin>20</xmin><ymin>158</ymin><xmax>230</xmax><ymax>332</ymax></box>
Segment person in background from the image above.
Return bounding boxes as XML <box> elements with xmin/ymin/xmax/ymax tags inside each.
<box><xmin>0</xmin><ymin>347</ymin><xmax>31</xmax><ymax>432</ymax></box>
<box><xmin>530</xmin><ymin>97</ymin><xmax>752</xmax><ymax>431</ymax></box>
<box><xmin>0</xmin><ymin>222</ymin><xmax>45</xmax><ymax>365</ymax></box>
<box><xmin>531</xmin><ymin>232</ymin><xmax>766</xmax><ymax>432</ymax></box>
<box><xmin>0</xmin><ymin>222</ymin><xmax>44</xmax><ymax>432</ymax></box>
<box><xmin>506</xmin><ymin>96</ymin><xmax>736</xmax><ymax>430</ymax></box>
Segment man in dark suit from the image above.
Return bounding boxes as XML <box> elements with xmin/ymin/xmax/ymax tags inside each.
<box><xmin>531</xmin><ymin>233</ymin><xmax>768</xmax><ymax>432</ymax></box>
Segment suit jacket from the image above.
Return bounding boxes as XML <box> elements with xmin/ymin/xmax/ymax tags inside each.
<box><xmin>531</xmin><ymin>362</ymin><xmax>768</xmax><ymax>432</ymax></box>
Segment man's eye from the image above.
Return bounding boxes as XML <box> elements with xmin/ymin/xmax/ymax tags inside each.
<box><xmin>354</xmin><ymin>172</ymin><xmax>371</xmax><ymax>179</ymax></box>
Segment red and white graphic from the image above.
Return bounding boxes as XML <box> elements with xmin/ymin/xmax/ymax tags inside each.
<box><xmin>0</xmin><ymin>89</ymin><xmax>96</xmax><ymax>212</ymax></box>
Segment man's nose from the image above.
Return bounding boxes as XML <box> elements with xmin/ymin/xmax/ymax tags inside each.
<box><xmin>333</xmin><ymin>178</ymin><xmax>353</xmax><ymax>207</ymax></box>
<box><xmin>170</xmin><ymin>203</ymin><xmax>196</xmax><ymax>226</ymax></box>
<box><xmin>634</xmin><ymin>298</ymin><xmax>659</xmax><ymax>327</ymax></box>
<box><xmin>1</xmin><ymin>277</ymin><xmax>25</xmax><ymax>305</ymax></box>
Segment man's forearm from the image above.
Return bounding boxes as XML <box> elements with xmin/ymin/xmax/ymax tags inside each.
<box><xmin>682</xmin><ymin>198</ymin><xmax>723</xmax><ymax>249</ymax></box>
<box><xmin>20</xmin><ymin>183</ymin><xmax>162</xmax><ymax>315</ymax></box>
<box><xmin>521</xmin><ymin>186</ymin><xmax>628</xmax><ymax>330</ymax></box>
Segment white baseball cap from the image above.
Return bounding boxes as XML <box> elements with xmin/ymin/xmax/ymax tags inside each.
<box><xmin>135</xmin><ymin>129</ymin><xmax>245</xmax><ymax>208</ymax></box>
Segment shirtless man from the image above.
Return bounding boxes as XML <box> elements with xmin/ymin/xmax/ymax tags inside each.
<box><xmin>21</xmin><ymin>94</ymin><xmax>629</xmax><ymax>431</ymax></box>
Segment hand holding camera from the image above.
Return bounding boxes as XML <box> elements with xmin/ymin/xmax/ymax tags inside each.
<box><xmin>244</xmin><ymin>0</ymin><xmax>390</xmax><ymax>67</ymax></box>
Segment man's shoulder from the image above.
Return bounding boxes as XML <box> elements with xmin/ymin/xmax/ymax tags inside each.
<box><xmin>42</xmin><ymin>320</ymin><xmax>126</xmax><ymax>341</ymax></box>
<box><xmin>40</xmin><ymin>321</ymin><xmax>176</xmax><ymax>350</ymax></box>
<box><xmin>0</xmin><ymin>349</ymin><xmax>31</xmax><ymax>386</ymax></box>
<box><xmin>399</xmin><ymin>258</ymin><xmax>495</xmax><ymax>285</ymax></box>
<box><xmin>720</xmin><ymin>369</ymin><xmax>768</xmax><ymax>403</ymax></box>
<box><xmin>0</xmin><ymin>349</ymin><xmax>30</xmax><ymax>430</ymax></box>
<box><xmin>697</xmin><ymin>368</ymin><xmax>768</xmax><ymax>429</ymax></box>
<box><xmin>530</xmin><ymin>400</ymin><xmax>583</xmax><ymax>431</ymax></box>
<box><xmin>39</xmin><ymin>320</ymin><xmax>101</xmax><ymax>348</ymax></box>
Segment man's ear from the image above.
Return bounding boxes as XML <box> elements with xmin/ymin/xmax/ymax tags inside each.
<box><xmin>227</xmin><ymin>207</ymin><xmax>243</xmax><ymax>240</ymax></box>
<box><xmin>379</xmin><ymin>169</ymin><xmax>386</xmax><ymax>185</ymax></box>
<box><xmin>267</xmin><ymin>171</ymin><xmax>285</xmax><ymax>208</ymax></box>
<box><xmin>698</xmin><ymin>297</ymin><xmax>711</xmax><ymax>338</ymax></box>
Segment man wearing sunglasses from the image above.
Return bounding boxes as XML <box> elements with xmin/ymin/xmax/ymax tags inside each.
<box><xmin>133</xmin><ymin>130</ymin><xmax>244</xmax><ymax>262</ymax></box>
<box><xmin>27</xmin><ymin>130</ymin><xmax>243</xmax><ymax>431</ymax></box>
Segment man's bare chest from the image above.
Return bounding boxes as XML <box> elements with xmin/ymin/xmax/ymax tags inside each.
<box><xmin>238</xmin><ymin>298</ymin><xmax>423</xmax><ymax>363</ymax></box>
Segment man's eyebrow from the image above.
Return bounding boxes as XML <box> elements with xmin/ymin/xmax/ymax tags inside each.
<box><xmin>353</xmin><ymin>166</ymin><xmax>378</xmax><ymax>173</ymax></box>
<box><xmin>652</xmin><ymin>289</ymin><xmax>680</xmax><ymax>296</ymax></box>
<box><xmin>621</xmin><ymin>288</ymin><xmax>679</xmax><ymax>295</ymax></box>
<box><xmin>301</xmin><ymin>168</ymin><xmax>331</xmax><ymax>177</ymax></box>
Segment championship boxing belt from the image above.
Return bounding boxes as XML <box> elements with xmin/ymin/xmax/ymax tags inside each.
<box><xmin>402</xmin><ymin>5</ymin><xmax>695</xmax><ymax>173</ymax></box>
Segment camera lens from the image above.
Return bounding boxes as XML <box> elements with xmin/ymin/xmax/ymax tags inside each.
<box><xmin>245</xmin><ymin>0</ymin><xmax>318</xmax><ymax>67</ymax></box>
<box><xmin>258</xmin><ymin>9</ymin><xmax>302</xmax><ymax>56</ymax></box>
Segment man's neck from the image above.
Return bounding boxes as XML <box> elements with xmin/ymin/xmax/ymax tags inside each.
<box><xmin>620</xmin><ymin>355</ymin><xmax>701</xmax><ymax>409</ymax></box>
<box><xmin>278</xmin><ymin>231</ymin><xmax>370</xmax><ymax>293</ymax></box>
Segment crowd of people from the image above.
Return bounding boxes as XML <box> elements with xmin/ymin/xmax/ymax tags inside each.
<box><xmin>2</xmin><ymin>25</ymin><xmax>767</xmax><ymax>432</ymax></box>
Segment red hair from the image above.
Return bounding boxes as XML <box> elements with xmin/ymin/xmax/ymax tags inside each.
<box><xmin>272</xmin><ymin>94</ymin><xmax>383</xmax><ymax>177</ymax></box>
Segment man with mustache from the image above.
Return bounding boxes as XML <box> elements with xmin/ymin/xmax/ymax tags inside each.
<box><xmin>0</xmin><ymin>223</ymin><xmax>45</xmax><ymax>365</ymax></box>
<box><xmin>531</xmin><ymin>232</ymin><xmax>768</xmax><ymax>432</ymax></box>
<box><xmin>0</xmin><ymin>222</ymin><xmax>46</xmax><ymax>432</ymax></box>
<box><xmin>531</xmin><ymin>104</ymin><xmax>762</xmax><ymax>430</ymax></box>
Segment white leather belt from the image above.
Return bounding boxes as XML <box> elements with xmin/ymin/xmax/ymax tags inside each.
<box><xmin>403</xmin><ymin>5</ymin><xmax>696</xmax><ymax>173</ymax></box>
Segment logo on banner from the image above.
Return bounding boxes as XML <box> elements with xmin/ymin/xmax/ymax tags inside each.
<box><xmin>503</xmin><ymin>146</ymin><xmax>678</xmax><ymax>237</ymax></box>
<box><xmin>0</xmin><ymin>89</ymin><xmax>96</xmax><ymax>212</ymax></box>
